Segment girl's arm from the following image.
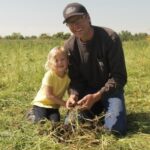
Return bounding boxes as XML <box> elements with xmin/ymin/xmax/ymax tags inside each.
<box><xmin>43</xmin><ymin>85</ymin><xmax>66</xmax><ymax>107</ymax></box>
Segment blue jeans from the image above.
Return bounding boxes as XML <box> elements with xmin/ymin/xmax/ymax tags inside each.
<box><xmin>102</xmin><ymin>93</ymin><xmax>127</xmax><ymax>135</ymax></box>
<box><xmin>65</xmin><ymin>89</ymin><xmax>127</xmax><ymax>135</ymax></box>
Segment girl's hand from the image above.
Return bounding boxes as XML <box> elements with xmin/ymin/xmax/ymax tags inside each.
<box><xmin>66</xmin><ymin>95</ymin><xmax>78</xmax><ymax>109</ymax></box>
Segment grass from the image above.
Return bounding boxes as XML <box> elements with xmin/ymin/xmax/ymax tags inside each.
<box><xmin>0</xmin><ymin>39</ymin><xmax>150</xmax><ymax>150</ymax></box>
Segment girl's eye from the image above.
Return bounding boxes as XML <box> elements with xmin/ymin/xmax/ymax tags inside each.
<box><xmin>54</xmin><ymin>59</ymin><xmax>58</xmax><ymax>63</ymax></box>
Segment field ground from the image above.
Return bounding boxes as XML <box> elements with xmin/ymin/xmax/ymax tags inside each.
<box><xmin>0</xmin><ymin>39</ymin><xmax>150</xmax><ymax>150</ymax></box>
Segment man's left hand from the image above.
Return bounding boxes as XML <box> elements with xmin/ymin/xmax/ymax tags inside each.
<box><xmin>77</xmin><ymin>94</ymin><xmax>96</xmax><ymax>110</ymax></box>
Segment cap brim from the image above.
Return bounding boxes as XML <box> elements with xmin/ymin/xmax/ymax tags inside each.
<box><xmin>63</xmin><ymin>12</ymin><xmax>85</xmax><ymax>24</ymax></box>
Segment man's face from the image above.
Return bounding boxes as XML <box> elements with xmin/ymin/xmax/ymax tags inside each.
<box><xmin>66</xmin><ymin>15</ymin><xmax>91</xmax><ymax>40</ymax></box>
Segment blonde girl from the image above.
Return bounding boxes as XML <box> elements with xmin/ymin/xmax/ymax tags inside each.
<box><xmin>32</xmin><ymin>46</ymin><xmax>70</xmax><ymax>123</ymax></box>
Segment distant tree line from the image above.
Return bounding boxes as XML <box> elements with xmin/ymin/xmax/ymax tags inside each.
<box><xmin>0</xmin><ymin>31</ymin><xmax>149</xmax><ymax>41</ymax></box>
<box><xmin>118</xmin><ymin>31</ymin><xmax>148</xmax><ymax>41</ymax></box>
<box><xmin>0</xmin><ymin>32</ymin><xmax>71</xmax><ymax>40</ymax></box>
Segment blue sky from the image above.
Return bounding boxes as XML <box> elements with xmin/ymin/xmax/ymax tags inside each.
<box><xmin>0</xmin><ymin>0</ymin><xmax>150</xmax><ymax>36</ymax></box>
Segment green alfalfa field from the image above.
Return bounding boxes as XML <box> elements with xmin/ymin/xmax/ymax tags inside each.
<box><xmin>0</xmin><ymin>39</ymin><xmax>150</xmax><ymax>150</ymax></box>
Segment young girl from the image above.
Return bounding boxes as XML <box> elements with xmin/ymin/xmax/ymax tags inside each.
<box><xmin>31</xmin><ymin>46</ymin><xmax>70</xmax><ymax>123</ymax></box>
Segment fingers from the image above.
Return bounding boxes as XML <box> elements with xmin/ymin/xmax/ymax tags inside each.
<box><xmin>77</xmin><ymin>97</ymin><xmax>86</xmax><ymax>105</ymax></box>
<box><xmin>77</xmin><ymin>97</ymin><xmax>90</xmax><ymax>110</ymax></box>
<box><xmin>104</xmin><ymin>78</ymin><xmax>117</xmax><ymax>91</ymax></box>
<box><xmin>78</xmin><ymin>105</ymin><xmax>87</xmax><ymax>111</ymax></box>
<box><xmin>67</xmin><ymin>95</ymin><xmax>91</xmax><ymax>110</ymax></box>
<box><xmin>67</xmin><ymin>103</ymin><xmax>76</xmax><ymax>109</ymax></box>
<box><xmin>66</xmin><ymin>98</ymin><xmax>77</xmax><ymax>109</ymax></box>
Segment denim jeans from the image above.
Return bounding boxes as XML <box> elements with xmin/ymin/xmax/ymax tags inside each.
<box><xmin>102</xmin><ymin>93</ymin><xmax>127</xmax><ymax>135</ymax></box>
<box><xmin>65</xmin><ymin>89</ymin><xmax>127</xmax><ymax>135</ymax></box>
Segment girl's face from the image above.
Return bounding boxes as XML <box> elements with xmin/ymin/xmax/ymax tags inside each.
<box><xmin>52</xmin><ymin>53</ymin><xmax>68</xmax><ymax>76</ymax></box>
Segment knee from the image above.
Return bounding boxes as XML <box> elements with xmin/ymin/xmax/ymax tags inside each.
<box><xmin>104</xmin><ymin>98</ymin><xmax>127</xmax><ymax>135</ymax></box>
<box><xmin>105</xmin><ymin>111</ymin><xmax>127</xmax><ymax>136</ymax></box>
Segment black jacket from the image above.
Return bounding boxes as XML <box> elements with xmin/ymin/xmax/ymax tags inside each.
<box><xmin>64</xmin><ymin>26</ymin><xmax>127</xmax><ymax>95</ymax></box>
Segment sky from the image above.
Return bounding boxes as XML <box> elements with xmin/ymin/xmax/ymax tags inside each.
<box><xmin>0</xmin><ymin>0</ymin><xmax>150</xmax><ymax>36</ymax></box>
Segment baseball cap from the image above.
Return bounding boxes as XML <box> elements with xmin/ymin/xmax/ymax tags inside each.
<box><xmin>63</xmin><ymin>3</ymin><xmax>88</xmax><ymax>23</ymax></box>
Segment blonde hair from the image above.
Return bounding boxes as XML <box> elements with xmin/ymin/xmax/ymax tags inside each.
<box><xmin>45</xmin><ymin>46</ymin><xmax>68</xmax><ymax>71</ymax></box>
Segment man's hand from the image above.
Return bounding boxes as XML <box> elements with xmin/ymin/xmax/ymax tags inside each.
<box><xmin>104</xmin><ymin>78</ymin><xmax>117</xmax><ymax>92</ymax></box>
<box><xmin>77</xmin><ymin>94</ymin><xmax>96</xmax><ymax>110</ymax></box>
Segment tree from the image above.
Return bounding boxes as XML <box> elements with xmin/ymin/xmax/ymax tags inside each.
<box><xmin>39</xmin><ymin>33</ymin><xmax>51</xmax><ymax>39</ymax></box>
<box><xmin>11</xmin><ymin>32</ymin><xmax>24</xmax><ymax>39</ymax></box>
<box><xmin>119</xmin><ymin>31</ymin><xmax>132</xmax><ymax>41</ymax></box>
<box><xmin>52</xmin><ymin>32</ymin><xmax>71</xmax><ymax>40</ymax></box>
<box><xmin>119</xmin><ymin>31</ymin><xmax>148</xmax><ymax>41</ymax></box>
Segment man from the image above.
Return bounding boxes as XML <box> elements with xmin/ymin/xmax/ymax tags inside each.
<box><xmin>63</xmin><ymin>3</ymin><xmax>127</xmax><ymax>135</ymax></box>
